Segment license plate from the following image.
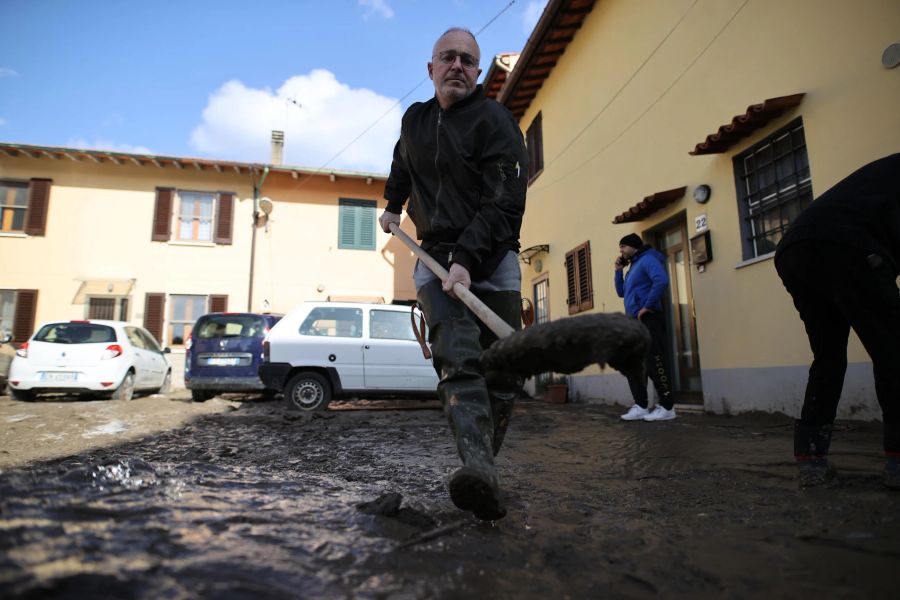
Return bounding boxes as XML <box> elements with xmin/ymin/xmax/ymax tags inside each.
<box><xmin>208</xmin><ymin>357</ymin><xmax>240</xmax><ymax>366</ymax></box>
<box><xmin>42</xmin><ymin>371</ymin><xmax>78</xmax><ymax>382</ymax></box>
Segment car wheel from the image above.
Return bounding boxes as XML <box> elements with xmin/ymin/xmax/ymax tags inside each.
<box><xmin>156</xmin><ymin>371</ymin><xmax>172</xmax><ymax>395</ymax></box>
<box><xmin>285</xmin><ymin>372</ymin><xmax>331</xmax><ymax>412</ymax></box>
<box><xmin>10</xmin><ymin>388</ymin><xmax>36</xmax><ymax>402</ymax></box>
<box><xmin>112</xmin><ymin>372</ymin><xmax>135</xmax><ymax>401</ymax></box>
<box><xmin>191</xmin><ymin>389</ymin><xmax>215</xmax><ymax>402</ymax></box>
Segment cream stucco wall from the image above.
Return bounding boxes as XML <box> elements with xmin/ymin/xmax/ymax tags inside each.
<box><xmin>0</xmin><ymin>154</ymin><xmax>411</xmax><ymax>358</ymax></box>
<box><xmin>516</xmin><ymin>0</ymin><xmax>900</xmax><ymax>414</ymax></box>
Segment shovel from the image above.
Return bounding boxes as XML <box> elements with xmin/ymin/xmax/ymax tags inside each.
<box><xmin>388</xmin><ymin>222</ymin><xmax>651</xmax><ymax>383</ymax></box>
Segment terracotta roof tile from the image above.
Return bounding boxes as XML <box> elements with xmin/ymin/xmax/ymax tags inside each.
<box><xmin>689</xmin><ymin>94</ymin><xmax>805</xmax><ymax>155</ymax></box>
<box><xmin>612</xmin><ymin>187</ymin><xmax>687</xmax><ymax>224</ymax></box>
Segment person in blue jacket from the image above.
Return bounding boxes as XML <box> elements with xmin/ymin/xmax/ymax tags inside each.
<box><xmin>615</xmin><ymin>233</ymin><xmax>676</xmax><ymax>421</ymax></box>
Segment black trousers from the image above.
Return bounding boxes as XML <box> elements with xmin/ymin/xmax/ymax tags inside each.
<box><xmin>776</xmin><ymin>241</ymin><xmax>900</xmax><ymax>454</ymax></box>
<box><xmin>627</xmin><ymin>311</ymin><xmax>674</xmax><ymax>410</ymax></box>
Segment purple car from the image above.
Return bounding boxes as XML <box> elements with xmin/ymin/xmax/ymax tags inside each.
<box><xmin>184</xmin><ymin>312</ymin><xmax>282</xmax><ymax>402</ymax></box>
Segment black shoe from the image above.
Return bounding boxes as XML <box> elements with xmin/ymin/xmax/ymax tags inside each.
<box><xmin>797</xmin><ymin>457</ymin><xmax>836</xmax><ymax>488</ymax></box>
<box><xmin>448</xmin><ymin>466</ymin><xmax>507</xmax><ymax>521</ymax></box>
<box><xmin>884</xmin><ymin>457</ymin><xmax>900</xmax><ymax>490</ymax></box>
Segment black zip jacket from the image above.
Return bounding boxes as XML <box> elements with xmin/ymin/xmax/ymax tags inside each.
<box><xmin>384</xmin><ymin>85</ymin><xmax>528</xmax><ymax>280</ymax></box>
<box><xmin>775</xmin><ymin>153</ymin><xmax>900</xmax><ymax>275</ymax></box>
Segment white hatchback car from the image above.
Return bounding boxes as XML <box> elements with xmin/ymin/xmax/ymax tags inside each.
<box><xmin>260</xmin><ymin>302</ymin><xmax>439</xmax><ymax>412</ymax></box>
<box><xmin>8</xmin><ymin>319</ymin><xmax>172</xmax><ymax>402</ymax></box>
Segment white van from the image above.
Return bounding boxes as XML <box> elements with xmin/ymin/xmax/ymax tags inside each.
<box><xmin>259</xmin><ymin>302</ymin><xmax>438</xmax><ymax>412</ymax></box>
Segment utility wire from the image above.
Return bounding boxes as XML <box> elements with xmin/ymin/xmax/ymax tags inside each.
<box><xmin>288</xmin><ymin>0</ymin><xmax>518</xmax><ymax>190</ymax></box>
<box><xmin>546</xmin><ymin>0</ymin><xmax>699</xmax><ymax>169</ymax></box>
<box><xmin>529</xmin><ymin>0</ymin><xmax>752</xmax><ymax>194</ymax></box>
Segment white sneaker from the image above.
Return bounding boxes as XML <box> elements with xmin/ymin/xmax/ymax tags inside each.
<box><xmin>643</xmin><ymin>406</ymin><xmax>676</xmax><ymax>421</ymax></box>
<box><xmin>620</xmin><ymin>405</ymin><xmax>650</xmax><ymax>421</ymax></box>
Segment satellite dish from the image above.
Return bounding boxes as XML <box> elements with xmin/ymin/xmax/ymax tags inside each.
<box><xmin>258</xmin><ymin>197</ymin><xmax>274</xmax><ymax>215</ymax></box>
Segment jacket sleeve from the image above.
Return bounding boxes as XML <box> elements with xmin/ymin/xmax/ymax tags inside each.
<box><xmin>383</xmin><ymin>136</ymin><xmax>411</xmax><ymax>214</ymax></box>
<box><xmin>614</xmin><ymin>270</ymin><xmax>625</xmax><ymax>298</ymax></box>
<box><xmin>642</xmin><ymin>257</ymin><xmax>670</xmax><ymax>310</ymax></box>
<box><xmin>450</xmin><ymin>109</ymin><xmax>528</xmax><ymax>273</ymax></box>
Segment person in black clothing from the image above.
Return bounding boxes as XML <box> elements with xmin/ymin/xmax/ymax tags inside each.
<box><xmin>378</xmin><ymin>27</ymin><xmax>528</xmax><ymax>520</ymax></box>
<box><xmin>774</xmin><ymin>153</ymin><xmax>900</xmax><ymax>489</ymax></box>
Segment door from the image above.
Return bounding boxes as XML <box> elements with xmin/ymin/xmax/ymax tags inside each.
<box><xmin>656</xmin><ymin>222</ymin><xmax>703</xmax><ymax>403</ymax></box>
<box><xmin>363</xmin><ymin>308</ymin><xmax>437</xmax><ymax>390</ymax></box>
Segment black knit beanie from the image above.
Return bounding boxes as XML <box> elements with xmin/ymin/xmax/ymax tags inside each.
<box><xmin>619</xmin><ymin>233</ymin><xmax>643</xmax><ymax>249</ymax></box>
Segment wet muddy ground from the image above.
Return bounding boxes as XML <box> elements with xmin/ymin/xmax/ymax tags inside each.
<box><xmin>1</xmin><ymin>395</ymin><xmax>899</xmax><ymax>599</ymax></box>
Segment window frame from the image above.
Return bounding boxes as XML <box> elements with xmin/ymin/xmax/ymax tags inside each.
<box><xmin>732</xmin><ymin>117</ymin><xmax>812</xmax><ymax>260</ymax></box>
<box><xmin>175</xmin><ymin>189</ymin><xmax>217</xmax><ymax>243</ymax></box>
<box><xmin>525</xmin><ymin>112</ymin><xmax>544</xmax><ymax>184</ymax></box>
<box><xmin>168</xmin><ymin>294</ymin><xmax>208</xmax><ymax>346</ymax></box>
<box><xmin>0</xmin><ymin>179</ymin><xmax>29</xmax><ymax>233</ymax></box>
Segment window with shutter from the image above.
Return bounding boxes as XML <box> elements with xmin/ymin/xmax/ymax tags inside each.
<box><xmin>214</xmin><ymin>193</ymin><xmax>234</xmax><ymax>245</ymax></box>
<box><xmin>143</xmin><ymin>293</ymin><xmax>166</xmax><ymax>344</ymax></box>
<box><xmin>11</xmin><ymin>289</ymin><xmax>38</xmax><ymax>343</ymax></box>
<box><xmin>152</xmin><ymin>188</ymin><xmax>174</xmax><ymax>241</ymax></box>
<box><xmin>338</xmin><ymin>198</ymin><xmax>377</xmax><ymax>250</ymax></box>
<box><xmin>564</xmin><ymin>241</ymin><xmax>593</xmax><ymax>315</ymax></box>
<box><xmin>209</xmin><ymin>294</ymin><xmax>228</xmax><ymax>313</ymax></box>
<box><xmin>21</xmin><ymin>179</ymin><xmax>52</xmax><ymax>236</ymax></box>
<box><xmin>169</xmin><ymin>294</ymin><xmax>206</xmax><ymax>345</ymax></box>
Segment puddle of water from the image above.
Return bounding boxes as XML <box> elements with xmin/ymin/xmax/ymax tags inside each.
<box><xmin>81</xmin><ymin>420</ymin><xmax>128</xmax><ymax>438</ymax></box>
<box><xmin>6</xmin><ymin>414</ymin><xmax>36</xmax><ymax>423</ymax></box>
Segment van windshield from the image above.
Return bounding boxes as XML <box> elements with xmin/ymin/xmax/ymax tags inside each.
<box><xmin>197</xmin><ymin>315</ymin><xmax>266</xmax><ymax>339</ymax></box>
<box><xmin>34</xmin><ymin>323</ymin><xmax>117</xmax><ymax>344</ymax></box>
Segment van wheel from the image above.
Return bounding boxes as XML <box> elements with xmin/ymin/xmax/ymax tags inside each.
<box><xmin>112</xmin><ymin>372</ymin><xmax>135</xmax><ymax>401</ymax></box>
<box><xmin>285</xmin><ymin>372</ymin><xmax>331</xmax><ymax>412</ymax></box>
<box><xmin>192</xmin><ymin>390</ymin><xmax>215</xmax><ymax>402</ymax></box>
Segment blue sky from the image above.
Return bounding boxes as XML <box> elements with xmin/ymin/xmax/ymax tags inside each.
<box><xmin>1</xmin><ymin>0</ymin><xmax>547</xmax><ymax>173</ymax></box>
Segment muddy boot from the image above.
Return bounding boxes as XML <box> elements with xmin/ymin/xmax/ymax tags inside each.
<box><xmin>479</xmin><ymin>291</ymin><xmax>524</xmax><ymax>457</ymax></box>
<box><xmin>418</xmin><ymin>281</ymin><xmax>506</xmax><ymax>521</ymax></box>
<box><xmin>794</xmin><ymin>421</ymin><xmax>835</xmax><ymax>487</ymax></box>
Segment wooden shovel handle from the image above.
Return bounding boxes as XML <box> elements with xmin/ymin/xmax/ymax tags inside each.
<box><xmin>388</xmin><ymin>222</ymin><xmax>515</xmax><ymax>339</ymax></box>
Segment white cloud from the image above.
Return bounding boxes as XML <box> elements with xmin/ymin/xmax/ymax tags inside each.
<box><xmin>189</xmin><ymin>69</ymin><xmax>401</xmax><ymax>173</ymax></box>
<box><xmin>0</xmin><ymin>67</ymin><xmax>19</xmax><ymax>78</ymax></box>
<box><xmin>67</xmin><ymin>138</ymin><xmax>154</xmax><ymax>155</ymax></box>
<box><xmin>522</xmin><ymin>0</ymin><xmax>549</xmax><ymax>34</ymax></box>
<box><xmin>359</xmin><ymin>0</ymin><xmax>394</xmax><ymax>20</ymax></box>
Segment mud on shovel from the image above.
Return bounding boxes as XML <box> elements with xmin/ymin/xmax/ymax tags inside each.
<box><xmin>388</xmin><ymin>222</ymin><xmax>651</xmax><ymax>384</ymax></box>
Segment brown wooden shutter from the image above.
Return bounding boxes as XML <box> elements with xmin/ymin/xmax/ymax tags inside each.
<box><xmin>12</xmin><ymin>289</ymin><xmax>38</xmax><ymax>343</ymax></box>
<box><xmin>24</xmin><ymin>179</ymin><xmax>51</xmax><ymax>236</ymax></box>
<box><xmin>565</xmin><ymin>241</ymin><xmax>593</xmax><ymax>315</ymax></box>
<box><xmin>209</xmin><ymin>294</ymin><xmax>228</xmax><ymax>313</ymax></box>
<box><xmin>143</xmin><ymin>293</ymin><xmax>166</xmax><ymax>343</ymax></box>
<box><xmin>152</xmin><ymin>188</ymin><xmax>174</xmax><ymax>241</ymax></box>
<box><xmin>214</xmin><ymin>192</ymin><xmax>234</xmax><ymax>245</ymax></box>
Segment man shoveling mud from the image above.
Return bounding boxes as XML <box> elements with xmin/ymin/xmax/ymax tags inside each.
<box><xmin>379</xmin><ymin>27</ymin><xmax>528</xmax><ymax>521</ymax></box>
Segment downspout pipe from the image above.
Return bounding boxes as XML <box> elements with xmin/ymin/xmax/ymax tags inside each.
<box><xmin>248</xmin><ymin>165</ymin><xmax>269</xmax><ymax>311</ymax></box>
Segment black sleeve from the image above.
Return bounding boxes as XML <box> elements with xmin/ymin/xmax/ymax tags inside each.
<box><xmin>384</xmin><ymin>134</ymin><xmax>411</xmax><ymax>214</ymax></box>
<box><xmin>451</xmin><ymin>109</ymin><xmax>528</xmax><ymax>273</ymax></box>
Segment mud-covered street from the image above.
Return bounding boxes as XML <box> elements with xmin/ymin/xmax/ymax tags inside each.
<box><xmin>1</xmin><ymin>394</ymin><xmax>899</xmax><ymax>599</ymax></box>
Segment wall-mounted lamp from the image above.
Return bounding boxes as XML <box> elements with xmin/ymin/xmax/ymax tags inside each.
<box><xmin>693</xmin><ymin>184</ymin><xmax>711</xmax><ymax>204</ymax></box>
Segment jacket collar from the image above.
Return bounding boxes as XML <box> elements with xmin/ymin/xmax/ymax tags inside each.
<box><xmin>433</xmin><ymin>84</ymin><xmax>485</xmax><ymax>113</ymax></box>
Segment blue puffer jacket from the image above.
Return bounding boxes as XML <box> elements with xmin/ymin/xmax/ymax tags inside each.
<box><xmin>614</xmin><ymin>246</ymin><xmax>669</xmax><ymax>317</ymax></box>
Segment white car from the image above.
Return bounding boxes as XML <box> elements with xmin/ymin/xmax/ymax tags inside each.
<box><xmin>8</xmin><ymin>319</ymin><xmax>172</xmax><ymax>402</ymax></box>
<box><xmin>259</xmin><ymin>302</ymin><xmax>439</xmax><ymax>412</ymax></box>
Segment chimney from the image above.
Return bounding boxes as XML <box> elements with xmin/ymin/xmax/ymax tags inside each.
<box><xmin>270</xmin><ymin>130</ymin><xmax>284</xmax><ymax>165</ymax></box>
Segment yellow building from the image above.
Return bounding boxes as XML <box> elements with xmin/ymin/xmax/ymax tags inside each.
<box><xmin>0</xmin><ymin>139</ymin><xmax>420</xmax><ymax>384</ymax></box>
<box><xmin>494</xmin><ymin>0</ymin><xmax>900</xmax><ymax>418</ymax></box>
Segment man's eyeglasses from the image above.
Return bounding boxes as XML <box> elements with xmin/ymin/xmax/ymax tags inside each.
<box><xmin>434</xmin><ymin>50</ymin><xmax>479</xmax><ymax>70</ymax></box>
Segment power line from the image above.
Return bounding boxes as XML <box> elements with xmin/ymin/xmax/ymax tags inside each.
<box><xmin>546</xmin><ymin>0</ymin><xmax>699</xmax><ymax>169</ymax></box>
<box><xmin>529</xmin><ymin>0</ymin><xmax>752</xmax><ymax>194</ymax></box>
<box><xmin>287</xmin><ymin>0</ymin><xmax>518</xmax><ymax>191</ymax></box>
